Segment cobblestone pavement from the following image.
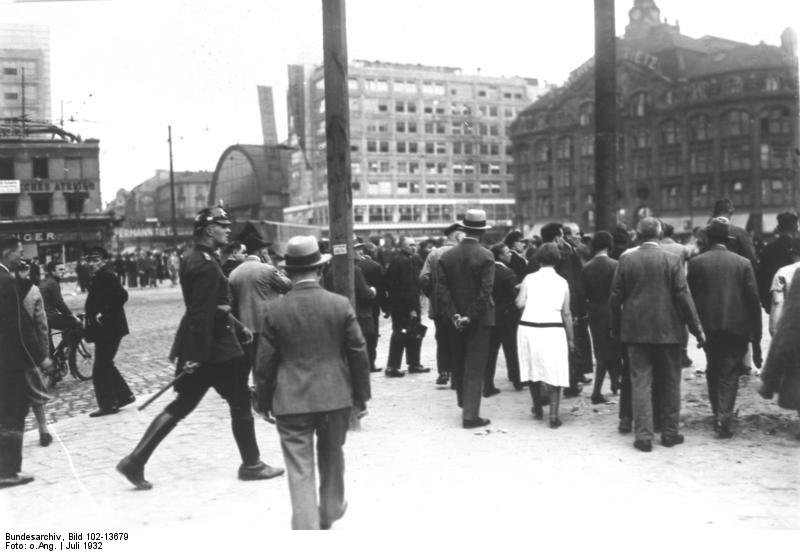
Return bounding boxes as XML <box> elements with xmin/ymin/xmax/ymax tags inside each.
<box><xmin>3</xmin><ymin>282</ymin><xmax>799</xmax><ymax>546</ymax></box>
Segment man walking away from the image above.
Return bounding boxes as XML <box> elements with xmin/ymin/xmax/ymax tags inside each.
<box><xmin>687</xmin><ymin>217</ymin><xmax>762</xmax><ymax>438</ymax></box>
<box><xmin>255</xmin><ymin>235</ymin><xmax>370</xmax><ymax>530</ymax></box>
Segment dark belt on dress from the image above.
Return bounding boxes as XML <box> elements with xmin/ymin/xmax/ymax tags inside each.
<box><xmin>519</xmin><ymin>321</ymin><xmax>564</xmax><ymax>328</ymax></box>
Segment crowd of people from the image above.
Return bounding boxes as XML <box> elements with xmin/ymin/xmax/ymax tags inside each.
<box><xmin>1</xmin><ymin>197</ymin><xmax>799</xmax><ymax>529</ymax></box>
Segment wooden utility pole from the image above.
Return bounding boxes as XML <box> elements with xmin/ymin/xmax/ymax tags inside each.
<box><xmin>168</xmin><ymin>125</ymin><xmax>178</xmax><ymax>249</ymax></box>
<box><xmin>322</xmin><ymin>0</ymin><xmax>355</xmax><ymax>305</ymax></box>
<box><xmin>594</xmin><ymin>0</ymin><xmax>617</xmax><ymax>232</ymax></box>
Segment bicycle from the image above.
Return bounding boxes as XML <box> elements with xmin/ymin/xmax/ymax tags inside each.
<box><xmin>45</xmin><ymin>314</ymin><xmax>94</xmax><ymax>388</ymax></box>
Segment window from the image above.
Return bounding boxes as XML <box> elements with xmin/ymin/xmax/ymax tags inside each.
<box><xmin>761</xmin><ymin>178</ymin><xmax>791</xmax><ymax>206</ymax></box>
<box><xmin>394</xmin><ymin>80</ymin><xmax>416</xmax><ymax>94</ymax></box>
<box><xmin>556</xmin><ymin>137</ymin><xmax>572</xmax><ymax>160</ymax></box>
<box><xmin>691</xmin><ymin>181</ymin><xmax>712</xmax><ymax>209</ymax></box>
<box><xmin>32</xmin><ymin>157</ymin><xmax>49</xmax><ymax>179</ymax></box>
<box><xmin>352</xmin><ymin>181</ymin><xmax>361</xmax><ymax>191</ymax></box>
<box><xmin>722</xmin><ymin>144</ymin><xmax>751</xmax><ymax>171</ymax></box>
<box><xmin>535</xmin><ymin>195</ymin><xmax>553</xmax><ymax>217</ymax></box>
<box><xmin>395</xmin><ymin>101</ymin><xmax>405</xmax><ymax>113</ymax></box>
<box><xmin>0</xmin><ymin>158</ymin><xmax>13</xmax><ymax>179</ymax></box>
<box><xmin>723</xmin><ymin>76</ymin><xmax>743</xmax><ymax>95</ymax></box>
<box><xmin>480</xmin><ymin>163</ymin><xmax>490</xmax><ymax>175</ymax></box>
<box><xmin>409</xmin><ymin>162</ymin><xmax>419</xmax><ymax>174</ymax></box>
<box><xmin>407</xmin><ymin>102</ymin><xmax>417</xmax><ymax>114</ymax></box>
<box><xmin>690</xmin><ymin>149</ymin><xmax>711</xmax><ymax>174</ymax></box>
<box><xmin>0</xmin><ymin>198</ymin><xmax>17</xmax><ymax>218</ymax></box>
<box><xmin>555</xmin><ymin>170</ymin><xmax>570</xmax><ymax>188</ymax></box>
<box><xmin>535</xmin><ymin>140</ymin><xmax>551</xmax><ymax>163</ymax></box>
<box><xmin>660</xmin><ymin>185</ymin><xmax>680</xmax><ymax>209</ymax></box>
<box><xmin>408</xmin><ymin>122</ymin><xmax>417</xmax><ymax>133</ymax></box>
<box><xmin>490</xmin><ymin>144</ymin><xmax>499</xmax><ymax>156</ymax></box>
<box><xmin>421</xmin><ymin>81</ymin><xmax>445</xmax><ymax>95</ymax></box>
<box><xmin>396</xmin><ymin>141</ymin><xmax>406</xmax><ymax>153</ymax></box>
<box><xmin>632</xmin><ymin>126</ymin><xmax>651</xmax><ymax>148</ymax></box>
<box><xmin>351</xmin><ymin>162</ymin><xmax>361</xmax><ymax>175</ymax></box>
<box><xmin>379</xmin><ymin>141</ymin><xmax>389</xmax><ymax>153</ymax></box>
<box><xmin>408</xmin><ymin>142</ymin><xmax>418</xmax><ymax>154</ymax></box>
<box><xmin>379</xmin><ymin>161</ymin><xmax>391</xmax><ymax>173</ymax></box>
<box><xmin>760</xmin><ymin>107</ymin><xmax>791</xmax><ymax>135</ymax></box>
<box><xmin>760</xmin><ymin>143</ymin><xmax>791</xmax><ymax>169</ymax></box>
<box><xmin>720</xmin><ymin>110</ymin><xmax>751</xmax><ymax>137</ymax></box>
<box><xmin>3</xmin><ymin>67</ymin><xmax>17</xmax><ymax>75</ymax></box>
<box><xmin>660</xmin><ymin>152</ymin><xmax>682</xmax><ymax>177</ymax></box>
<box><xmin>724</xmin><ymin>180</ymin><xmax>749</xmax><ymax>206</ymax></box>
<box><xmin>348</xmin><ymin>79</ymin><xmax>359</xmax><ymax>92</ymax></box>
<box><xmin>31</xmin><ymin>194</ymin><xmax>52</xmax><ymax>216</ymax></box>
<box><xmin>350</xmin><ymin>143</ymin><xmax>359</xmax><ymax>153</ymax></box>
<box><xmin>689</xmin><ymin>115</ymin><xmax>712</xmax><ymax>141</ymax></box>
<box><xmin>4</xmin><ymin>93</ymin><xmax>18</xmax><ymax>100</ymax></box>
<box><xmin>378</xmin><ymin>103</ymin><xmax>388</xmax><ymax>112</ymax></box>
<box><xmin>630</xmin><ymin>92</ymin><xmax>648</xmax><ymax>117</ymax></box>
<box><xmin>580</xmin><ymin>136</ymin><xmax>594</xmax><ymax>156</ymax></box>
<box><xmin>367</xmin><ymin>161</ymin><xmax>379</xmax><ymax>173</ymax></box>
<box><xmin>632</xmin><ymin>156</ymin><xmax>651</xmax><ymax>179</ymax></box>
<box><xmin>396</xmin><ymin>122</ymin><xmax>406</xmax><ymax>133</ymax></box>
<box><xmin>367</xmin><ymin>141</ymin><xmax>377</xmax><ymax>152</ymax></box>
<box><xmin>579</xmin><ymin>103</ymin><xmax>594</xmax><ymax>127</ymax></box>
<box><xmin>765</xmin><ymin>76</ymin><xmax>781</xmax><ymax>91</ymax></box>
<box><xmin>65</xmin><ymin>194</ymin><xmax>86</xmax><ymax>214</ymax></box>
<box><xmin>489</xmin><ymin>106</ymin><xmax>498</xmax><ymax>117</ymax></box>
<box><xmin>660</xmin><ymin>120</ymin><xmax>681</xmax><ymax>145</ymax></box>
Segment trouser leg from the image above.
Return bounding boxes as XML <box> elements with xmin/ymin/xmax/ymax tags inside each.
<box><xmin>0</xmin><ymin>371</ymin><xmax>29</xmax><ymax>476</ymax></box>
<box><xmin>484</xmin><ymin>327</ymin><xmax>502</xmax><ymax>390</ymax></box>
<box><xmin>619</xmin><ymin>348</ymin><xmax>632</xmax><ymax>421</ymax></box>
<box><xmin>462</xmin><ymin>326</ymin><xmax>490</xmax><ymax>421</ymax></box>
<box><xmin>627</xmin><ymin>344</ymin><xmax>654</xmax><ymax>442</ymax></box>
<box><xmin>277</xmin><ymin>413</ymin><xmax>319</xmax><ymax>530</ymax></box>
<box><xmin>502</xmin><ymin>323</ymin><xmax>521</xmax><ymax>385</ymax></box>
<box><xmin>215</xmin><ymin>356</ymin><xmax>260</xmax><ymax>466</ymax></box>
<box><xmin>705</xmin><ymin>352</ymin><xmax>720</xmax><ymax>418</ymax></box>
<box><xmin>93</xmin><ymin>335</ymin><xmax>128</xmax><ymax>409</ymax></box>
<box><xmin>316</xmin><ymin>408</ymin><xmax>349</xmax><ymax>527</ymax></box>
<box><xmin>407</xmin><ymin>333</ymin><xmax>421</xmax><ymax>367</ymax></box>
<box><xmin>656</xmin><ymin>345</ymin><xmax>682</xmax><ymax>438</ymax></box>
<box><xmin>593</xmin><ymin>357</ymin><xmax>608</xmax><ymax>397</ymax></box>
<box><xmin>365</xmin><ymin>332</ymin><xmax>378</xmax><ymax>371</ymax></box>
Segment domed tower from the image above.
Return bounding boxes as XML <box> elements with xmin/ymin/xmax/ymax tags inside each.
<box><xmin>624</xmin><ymin>0</ymin><xmax>663</xmax><ymax>39</ymax></box>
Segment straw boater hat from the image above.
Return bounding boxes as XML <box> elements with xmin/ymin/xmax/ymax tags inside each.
<box><xmin>278</xmin><ymin>235</ymin><xmax>332</xmax><ymax>271</ymax></box>
<box><xmin>457</xmin><ymin>208</ymin><xmax>491</xmax><ymax>231</ymax></box>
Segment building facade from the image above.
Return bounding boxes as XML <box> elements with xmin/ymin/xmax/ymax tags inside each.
<box><xmin>0</xmin><ymin>136</ymin><xmax>113</xmax><ymax>262</ymax></box>
<box><xmin>0</xmin><ymin>24</ymin><xmax>51</xmax><ymax>124</ymax></box>
<box><xmin>511</xmin><ymin>0</ymin><xmax>799</xmax><ymax>235</ymax></box>
<box><xmin>284</xmin><ymin>60</ymin><xmax>552</xmax><ymax>235</ymax></box>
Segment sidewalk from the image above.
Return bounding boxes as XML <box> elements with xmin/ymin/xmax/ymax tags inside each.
<box><xmin>2</xmin><ymin>312</ymin><xmax>799</xmax><ymax>543</ymax></box>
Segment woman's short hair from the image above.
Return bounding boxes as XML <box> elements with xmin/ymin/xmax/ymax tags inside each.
<box><xmin>534</xmin><ymin>242</ymin><xmax>561</xmax><ymax>266</ymax></box>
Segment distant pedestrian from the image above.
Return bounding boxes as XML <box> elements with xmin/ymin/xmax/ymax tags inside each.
<box><xmin>356</xmin><ymin>242</ymin><xmax>385</xmax><ymax>373</ymax></box>
<box><xmin>255</xmin><ymin>235</ymin><xmax>370</xmax><ymax>529</ymax></box>
<box><xmin>125</xmin><ymin>254</ymin><xmax>138</xmax><ymax>288</ymax></box>
<box><xmin>687</xmin><ymin>218</ymin><xmax>762</xmax><ymax>438</ymax></box>
<box><xmin>484</xmin><ymin>242</ymin><xmax>522</xmax><ymax>395</ymax></box>
<box><xmin>116</xmin><ymin>207</ymin><xmax>284</xmax><ymax>490</ymax></box>
<box><xmin>0</xmin><ymin>235</ymin><xmax>50</xmax><ymax>488</ymax></box>
<box><xmin>114</xmin><ymin>254</ymin><xmax>126</xmax><ymax>286</ymax></box>
<box><xmin>167</xmin><ymin>250</ymin><xmax>180</xmax><ymax>285</ymax></box>
<box><xmin>437</xmin><ymin>209</ymin><xmax>495</xmax><ymax>428</ymax></box>
<box><xmin>610</xmin><ymin>218</ymin><xmax>705</xmax><ymax>453</ymax></box>
<box><xmin>83</xmin><ymin>246</ymin><xmax>135</xmax><ymax>417</ymax></box>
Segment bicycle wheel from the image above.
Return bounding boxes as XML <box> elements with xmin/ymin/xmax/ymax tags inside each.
<box><xmin>68</xmin><ymin>340</ymin><xmax>94</xmax><ymax>381</ymax></box>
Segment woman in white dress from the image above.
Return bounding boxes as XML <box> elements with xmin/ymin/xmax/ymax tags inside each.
<box><xmin>516</xmin><ymin>243</ymin><xmax>575</xmax><ymax>428</ymax></box>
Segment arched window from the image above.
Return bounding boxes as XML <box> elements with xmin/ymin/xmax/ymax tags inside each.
<box><xmin>720</xmin><ymin>110</ymin><xmax>752</xmax><ymax>137</ymax></box>
<box><xmin>689</xmin><ymin>114</ymin><xmax>713</xmax><ymax>141</ymax></box>
<box><xmin>578</xmin><ymin>102</ymin><xmax>594</xmax><ymax>127</ymax></box>
<box><xmin>660</xmin><ymin>120</ymin><xmax>681</xmax><ymax>145</ymax></box>
<box><xmin>630</xmin><ymin>92</ymin><xmax>648</xmax><ymax>117</ymax></box>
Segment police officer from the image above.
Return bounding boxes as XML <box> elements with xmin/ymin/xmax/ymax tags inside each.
<box><xmin>116</xmin><ymin>206</ymin><xmax>284</xmax><ymax>490</ymax></box>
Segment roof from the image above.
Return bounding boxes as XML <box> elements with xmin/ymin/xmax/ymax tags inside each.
<box><xmin>685</xmin><ymin>42</ymin><xmax>794</xmax><ymax>78</ymax></box>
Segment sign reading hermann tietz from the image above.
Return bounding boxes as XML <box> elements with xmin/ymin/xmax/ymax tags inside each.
<box><xmin>0</xmin><ymin>180</ymin><xmax>21</xmax><ymax>193</ymax></box>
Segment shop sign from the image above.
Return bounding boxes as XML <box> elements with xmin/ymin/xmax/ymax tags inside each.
<box><xmin>20</xmin><ymin>179</ymin><xmax>97</xmax><ymax>193</ymax></box>
<box><xmin>0</xmin><ymin>180</ymin><xmax>21</xmax><ymax>193</ymax></box>
<box><xmin>9</xmin><ymin>230</ymin><xmax>105</xmax><ymax>243</ymax></box>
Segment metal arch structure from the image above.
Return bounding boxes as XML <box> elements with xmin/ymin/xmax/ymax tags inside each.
<box><xmin>0</xmin><ymin>117</ymin><xmax>82</xmax><ymax>143</ymax></box>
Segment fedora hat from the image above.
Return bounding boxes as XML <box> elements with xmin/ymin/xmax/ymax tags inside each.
<box><xmin>457</xmin><ymin>208</ymin><xmax>491</xmax><ymax>231</ymax></box>
<box><xmin>279</xmin><ymin>235</ymin><xmax>331</xmax><ymax>271</ymax></box>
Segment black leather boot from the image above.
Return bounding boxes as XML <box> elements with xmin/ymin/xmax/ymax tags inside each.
<box><xmin>116</xmin><ymin>411</ymin><xmax>178</xmax><ymax>490</ymax></box>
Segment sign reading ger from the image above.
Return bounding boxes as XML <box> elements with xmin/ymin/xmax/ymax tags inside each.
<box><xmin>0</xmin><ymin>180</ymin><xmax>21</xmax><ymax>194</ymax></box>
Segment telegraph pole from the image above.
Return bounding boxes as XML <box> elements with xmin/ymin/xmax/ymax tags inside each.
<box><xmin>168</xmin><ymin>125</ymin><xmax>178</xmax><ymax>249</ymax></box>
<box><xmin>594</xmin><ymin>0</ymin><xmax>617</xmax><ymax>231</ymax></box>
<box><xmin>322</xmin><ymin>0</ymin><xmax>355</xmax><ymax>305</ymax></box>
<box><xmin>21</xmin><ymin>67</ymin><xmax>26</xmax><ymax>136</ymax></box>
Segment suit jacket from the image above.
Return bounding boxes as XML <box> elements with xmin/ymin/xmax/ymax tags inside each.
<box><xmin>385</xmin><ymin>250</ymin><xmax>421</xmax><ymax>314</ymax></box>
<box><xmin>492</xmin><ymin>261</ymin><xmax>518</xmax><ymax>325</ymax></box>
<box><xmin>437</xmin><ymin>238</ymin><xmax>495</xmax><ymax>327</ymax></box>
<box><xmin>687</xmin><ymin>244</ymin><xmax>762</xmax><ymax>341</ymax></box>
<box><xmin>580</xmin><ymin>254</ymin><xmax>619</xmax><ymax>359</ymax></box>
<box><xmin>323</xmin><ymin>262</ymin><xmax>376</xmax><ymax>336</ymax></box>
<box><xmin>85</xmin><ymin>264</ymin><xmax>129</xmax><ymax>341</ymax></box>
<box><xmin>757</xmin><ymin>234</ymin><xmax>795</xmax><ymax>312</ymax></box>
<box><xmin>418</xmin><ymin>241</ymin><xmax>456</xmax><ymax>319</ymax></box>
<box><xmin>255</xmin><ymin>280</ymin><xmax>371</xmax><ymax>416</ymax></box>
<box><xmin>356</xmin><ymin>255</ymin><xmax>384</xmax><ymax>315</ymax></box>
<box><xmin>609</xmin><ymin>242</ymin><xmax>702</xmax><ymax>344</ymax></box>
<box><xmin>0</xmin><ymin>266</ymin><xmax>46</xmax><ymax>372</ymax></box>
<box><xmin>228</xmin><ymin>257</ymin><xmax>291</xmax><ymax>334</ymax></box>
<box><xmin>170</xmin><ymin>244</ymin><xmax>242</xmax><ymax>364</ymax></box>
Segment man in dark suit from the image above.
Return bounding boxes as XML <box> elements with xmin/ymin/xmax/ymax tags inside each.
<box><xmin>0</xmin><ymin>235</ymin><xmax>50</xmax><ymax>488</ymax></box>
<box><xmin>484</xmin><ymin>242</ymin><xmax>522</xmax><ymax>395</ymax></box>
<box><xmin>503</xmin><ymin>229</ymin><xmax>529</xmax><ymax>283</ymax></box>
<box><xmin>117</xmin><ymin>207</ymin><xmax>284</xmax><ymax>490</ymax></box>
<box><xmin>419</xmin><ymin>223</ymin><xmax>463</xmax><ymax>386</ymax></box>
<box><xmin>757</xmin><ymin>212</ymin><xmax>799</xmax><ymax>313</ymax></box>
<box><xmin>610</xmin><ymin>218</ymin><xmax>705</xmax><ymax>452</ymax></box>
<box><xmin>437</xmin><ymin>209</ymin><xmax>495</xmax><ymax>428</ymax></box>
<box><xmin>255</xmin><ymin>235</ymin><xmax>370</xmax><ymax>530</ymax></box>
<box><xmin>355</xmin><ymin>242</ymin><xmax>384</xmax><ymax>373</ymax></box>
<box><xmin>84</xmin><ymin>246</ymin><xmax>136</xmax><ymax>417</ymax></box>
<box><xmin>384</xmin><ymin>235</ymin><xmax>427</xmax><ymax>376</ymax></box>
<box><xmin>579</xmin><ymin>231</ymin><xmax>621</xmax><ymax>406</ymax></box>
<box><xmin>688</xmin><ymin>218</ymin><xmax>763</xmax><ymax>438</ymax></box>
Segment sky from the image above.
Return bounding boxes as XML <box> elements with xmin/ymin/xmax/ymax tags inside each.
<box><xmin>2</xmin><ymin>0</ymin><xmax>799</xmax><ymax>205</ymax></box>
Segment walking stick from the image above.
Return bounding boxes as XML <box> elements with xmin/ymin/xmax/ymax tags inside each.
<box><xmin>137</xmin><ymin>370</ymin><xmax>187</xmax><ymax>411</ymax></box>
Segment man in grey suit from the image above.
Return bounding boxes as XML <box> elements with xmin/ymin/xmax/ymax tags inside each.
<box><xmin>610</xmin><ymin>218</ymin><xmax>704</xmax><ymax>452</ymax></box>
<box><xmin>255</xmin><ymin>235</ymin><xmax>371</xmax><ymax>530</ymax></box>
<box><xmin>437</xmin><ymin>209</ymin><xmax>495</xmax><ymax>428</ymax></box>
<box><xmin>687</xmin><ymin>218</ymin><xmax>762</xmax><ymax>438</ymax></box>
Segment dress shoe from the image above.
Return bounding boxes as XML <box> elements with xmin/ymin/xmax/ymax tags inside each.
<box><xmin>549</xmin><ymin>417</ymin><xmax>562</xmax><ymax>429</ymax></box>
<box><xmin>563</xmin><ymin>386</ymin><xmax>582</xmax><ymax>398</ymax></box>
<box><xmin>320</xmin><ymin>500</ymin><xmax>348</xmax><ymax>530</ymax></box>
<box><xmin>462</xmin><ymin>417</ymin><xmax>491</xmax><ymax>429</ymax></box>
<box><xmin>238</xmin><ymin>461</ymin><xmax>285</xmax><ymax>481</ymax></box>
<box><xmin>512</xmin><ymin>381</ymin><xmax>526</xmax><ymax>391</ymax></box>
<box><xmin>0</xmin><ymin>473</ymin><xmax>34</xmax><ymax>488</ymax></box>
<box><xmin>717</xmin><ymin>425</ymin><xmax>733</xmax><ymax>439</ymax></box>
<box><xmin>618</xmin><ymin>418</ymin><xmax>632</xmax><ymax>434</ymax></box>
<box><xmin>531</xmin><ymin>405</ymin><xmax>544</xmax><ymax>420</ymax></box>
<box><xmin>369</xmin><ymin>366</ymin><xmax>382</xmax><ymax>373</ymax></box>
<box><xmin>116</xmin><ymin>456</ymin><xmax>152</xmax><ymax>490</ymax></box>
<box><xmin>384</xmin><ymin>368</ymin><xmax>405</xmax><ymax>378</ymax></box>
<box><xmin>118</xmin><ymin>395</ymin><xmax>136</xmax><ymax>408</ymax></box>
<box><xmin>408</xmin><ymin>365</ymin><xmax>430</xmax><ymax>374</ymax></box>
<box><xmin>435</xmin><ymin>373</ymin><xmax>449</xmax><ymax>385</ymax></box>
<box><xmin>633</xmin><ymin>440</ymin><xmax>652</xmax><ymax>452</ymax></box>
<box><xmin>681</xmin><ymin>354</ymin><xmax>693</xmax><ymax>368</ymax></box>
<box><xmin>578</xmin><ymin>375</ymin><xmax>593</xmax><ymax>384</ymax></box>
<box><xmin>482</xmin><ymin>387</ymin><xmax>500</xmax><ymax>398</ymax></box>
<box><xmin>590</xmin><ymin>394</ymin><xmax>608</xmax><ymax>405</ymax></box>
<box><xmin>660</xmin><ymin>434</ymin><xmax>685</xmax><ymax>447</ymax></box>
<box><xmin>39</xmin><ymin>432</ymin><xmax>53</xmax><ymax>447</ymax></box>
<box><xmin>89</xmin><ymin>406</ymin><xmax>120</xmax><ymax>418</ymax></box>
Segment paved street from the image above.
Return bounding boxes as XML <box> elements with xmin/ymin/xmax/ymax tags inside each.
<box><xmin>3</xmin><ymin>283</ymin><xmax>799</xmax><ymax>545</ymax></box>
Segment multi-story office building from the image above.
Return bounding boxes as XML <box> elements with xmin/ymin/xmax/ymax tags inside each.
<box><xmin>0</xmin><ymin>24</ymin><xmax>51</xmax><ymax>123</ymax></box>
<box><xmin>511</xmin><ymin>0</ymin><xmax>799</xmax><ymax>235</ymax></box>
<box><xmin>284</xmin><ymin>60</ymin><xmax>551</xmax><ymax>235</ymax></box>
